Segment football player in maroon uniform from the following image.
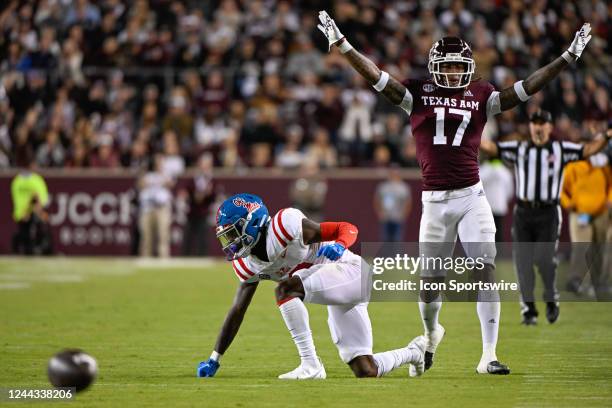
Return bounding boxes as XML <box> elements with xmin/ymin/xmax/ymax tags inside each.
<box><xmin>318</xmin><ymin>10</ymin><xmax>592</xmax><ymax>375</ymax></box>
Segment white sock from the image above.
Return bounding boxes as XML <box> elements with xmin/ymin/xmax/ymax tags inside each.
<box><xmin>477</xmin><ymin>290</ymin><xmax>500</xmax><ymax>362</ymax></box>
<box><xmin>278</xmin><ymin>298</ymin><xmax>319</xmax><ymax>368</ymax></box>
<box><xmin>373</xmin><ymin>347</ymin><xmax>420</xmax><ymax>377</ymax></box>
<box><xmin>418</xmin><ymin>298</ymin><xmax>442</xmax><ymax>333</ymax></box>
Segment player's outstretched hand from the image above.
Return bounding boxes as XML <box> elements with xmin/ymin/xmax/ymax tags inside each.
<box><xmin>317</xmin><ymin>243</ymin><xmax>345</xmax><ymax>261</ymax></box>
<box><xmin>567</xmin><ymin>23</ymin><xmax>592</xmax><ymax>59</ymax></box>
<box><xmin>317</xmin><ymin>10</ymin><xmax>344</xmax><ymax>51</ymax></box>
<box><xmin>197</xmin><ymin>359</ymin><xmax>220</xmax><ymax>377</ymax></box>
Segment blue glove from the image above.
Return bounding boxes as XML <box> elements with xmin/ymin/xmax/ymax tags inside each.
<box><xmin>197</xmin><ymin>359</ymin><xmax>220</xmax><ymax>377</ymax></box>
<box><xmin>317</xmin><ymin>243</ymin><xmax>345</xmax><ymax>261</ymax></box>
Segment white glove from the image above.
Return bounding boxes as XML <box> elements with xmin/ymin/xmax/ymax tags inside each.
<box><xmin>567</xmin><ymin>23</ymin><xmax>592</xmax><ymax>59</ymax></box>
<box><xmin>317</xmin><ymin>10</ymin><xmax>345</xmax><ymax>51</ymax></box>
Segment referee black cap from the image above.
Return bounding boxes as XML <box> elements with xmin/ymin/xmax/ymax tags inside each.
<box><xmin>529</xmin><ymin>109</ymin><xmax>552</xmax><ymax>123</ymax></box>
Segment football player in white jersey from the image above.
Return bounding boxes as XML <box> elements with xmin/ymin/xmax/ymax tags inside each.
<box><xmin>197</xmin><ymin>193</ymin><xmax>426</xmax><ymax>379</ymax></box>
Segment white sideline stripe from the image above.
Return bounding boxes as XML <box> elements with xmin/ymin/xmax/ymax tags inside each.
<box><xmin>44</xmin><ymin>275</ymin><xmax>84</xmax><ymax>282</ymax></box>
<box><xmin>0</xmin><ymin>282</ymin><xmax>30</xmax><ymax>290</ymax></box>
<box><xmin>0</xmin><ymin>256</ymin><xmax>224</xmax><ymax>270</ymax></box>
<box><xmin>135</xmin><ymin>257</ymin><xmax>222</xmax><ymax>269</ymax></box>
<box><xmin>93</xmin><ymin>382</ymin><xmax>401</xmax><ymax>388</ymax></box>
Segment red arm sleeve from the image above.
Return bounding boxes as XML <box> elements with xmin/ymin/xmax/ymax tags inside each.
<box><xmin>319</xmin><ymin>222</ymin><xmax>358</xmax><ymax>248</ymax></box>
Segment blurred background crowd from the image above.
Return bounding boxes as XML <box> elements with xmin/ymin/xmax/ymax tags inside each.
<box><xmin>0</xmin><ymin>0</ymin><xmax>610</xmax><ymax>173</ymax></box>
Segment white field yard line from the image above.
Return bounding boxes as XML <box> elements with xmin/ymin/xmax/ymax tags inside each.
<box><xmin>0</xmin><ymin>282</ymin><xmax>30</xmax><ymax>289</ymax></box>
<box><xmin>135</xmin><ymin>257</ymin><xmax>223</xmax><ymax>269</ymax></box>
<box><xmin>0</xmin><ymin>273</ymin><xmax>84</xmax><ymax>281</ymax></box>
<box><xmin>0</xmin><ymin>257</ymin><xmax>225</xmax><ymax>289</ymax></box>
<box><xmin>0</xmin><ymin>256</ymin><xmax>225</xmax><ymax>269</ymax></box>
<box><xmin>91</xmin><ymin>382</ymin><xmax>406</xmax><ymax>389</ymax></box>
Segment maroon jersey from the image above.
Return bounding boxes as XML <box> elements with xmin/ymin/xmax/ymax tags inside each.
<box><xmin>401</xmin><ymin>79</ymin><xmax>499</xmax><ymax>191</ymax></box>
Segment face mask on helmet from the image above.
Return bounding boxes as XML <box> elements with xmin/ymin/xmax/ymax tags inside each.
<box><xmin>428</xmin><ymin>38</ymin><xmax>475</xmax><ymax>89</ymax></box>
<box><xmin>429</xmin><ymin>59</ymin><xmax>474</xmax><ymax>88</ymax></box>
<box><xmin>216</xmin><ymin>218</ymin><xmax>254</xmax><ymax>260</ymax></box>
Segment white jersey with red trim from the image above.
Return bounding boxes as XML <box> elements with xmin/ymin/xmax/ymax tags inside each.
<box><xmin>231</xmin><ymin>208</ymin><xmax>361</xmax><ymax>284</ymax></box>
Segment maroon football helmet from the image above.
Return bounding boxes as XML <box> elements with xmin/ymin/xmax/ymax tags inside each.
<box><xmin>428</xmin><ymin>37</ymin><xmax>475</xmax><ymax>88</ymax></box>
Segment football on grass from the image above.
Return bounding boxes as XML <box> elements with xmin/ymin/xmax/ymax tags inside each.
<box><xmin>48</xmin><ymin>349</ymin><xmax>98</xmax><ymax>392</ymax></box>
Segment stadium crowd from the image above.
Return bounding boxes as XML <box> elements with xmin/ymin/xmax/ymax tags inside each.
<box><xmin>0</xmin><ymin>0</ymin><xmax>610</xmax><ymax>171</ymax></box>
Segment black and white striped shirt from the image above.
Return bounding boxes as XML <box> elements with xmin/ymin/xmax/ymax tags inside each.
<box><xmin>496</xmin><ymin>140</ymin><xmax>584</xmax><ymax>202</ymax></box>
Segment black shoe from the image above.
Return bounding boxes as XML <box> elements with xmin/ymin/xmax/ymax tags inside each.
<box><xmin>424</xmin><ymin>351</ymin><xmax>434</xmax><ymax>370</ymax></box>
<box><xmin>484</xmin><ymin>361</ymin><xmax>511</xmax><ymax>375</ymax></box>
<box><xmin>546</xmin><ymin>302</ymin><xmax>559</xmax><ymax>323</ymax></box>
<box><xmin>521</xmin><ymin>315</ymin><xmax>537</xmax><ymax>325</ymax></box>
<box><xmin>521</xmin><ymin>302</ymin><xmax>538</xmax><ymax>325</ymax></box>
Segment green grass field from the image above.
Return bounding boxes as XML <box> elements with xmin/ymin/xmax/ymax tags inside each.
<box><xmin>1</xmin><ymin>257</ymin><xmax>611</xmax><ymax>408</ymax></box>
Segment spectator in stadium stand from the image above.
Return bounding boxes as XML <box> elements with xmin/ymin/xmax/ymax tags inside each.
<box><xmin>371</xmin><ymin>145</ymin><xmax>392</xmax><ymax>168</ymax></box>
<box><xmin>374</xmin><ymin>167</ymin><xmax>412</xmax><ymax>242</ymax></box>
<box><xmin>479</xmin><ymin>157</ymin><xmax>514</xmax><ymax>242</ymax></box>
<box><xmin>35</xmin><ymin>130</ymin><xmax>65</xmax><ymax>167</ymax></box>
<box><xmin>0</xmin><ymin>0</ymin><xmax>610</xmax><ymax>173</ymax></box>
<box><xmin>217</xmin><ymin>128</ymin><xmax>245</xmax><ymax>169</ymax></box>
<box><xmin>181</xmin><ymin>153</ymin><xmax>217</xmax><ymax>256</ymax></box>
<box><xmin>89</xmin><ymin>133</ymin><xmax>120</xmax><ymax>168</ymax></box>
<box><xmin>123</xmin><ymin>135</ymin><xmax>150</xmax><ymax>171</ymax></box>
<box><xmin>250</xmin><ymin>142</ymin><xmax>272</xmax><ymax>168</ymax></box>
<box><xmin>162</xmin><ymin>90</ymin><xmax>194</xmax><ymax>147</ymax></box>
<box><xmin>304</xmin><ymin>127</ymin><xmax>337</xmax><ymax>169</ymax></box>
<box><xmin>338</xmin><ymin>75</ymin><xmax>376</xmax><ymax>164</ymax></box>
<box><xmin>561</xmin><ymin>129</ymin><xmax>612</xmax><ymax>300</ymax></box>
<box><xmin>312</xmin><ymin>83</ymin><xmax>344</xmax><ymax>138</ymax></box>
<box><xmin>275</xmin><ymin>124</ymin><xmax>305</xmax><ymax>169</ymax></box>
<box><xmin>138</xmin><ymin>154</ymin><xmax>174</xmax><ymax>258</ymax></box>
<box><xmin>159</xmin><ymin>129</ymin><xmax>186</xmax><ymax>179</ymax></box>
<box><xmin>10</xmin><ymin>157</ymin><xmax>52</xmax><ymax>255</ymax></box>
<box><xmin>289</xmin><ymin>159</ymin><xmax>327</xmax><ymax>222</ymax></box>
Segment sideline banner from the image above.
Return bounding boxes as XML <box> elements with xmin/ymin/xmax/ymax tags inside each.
<box><xmin>0</xmin><ymin>173</ymin><xmax>425</xmax><ymax>255</ymax></box>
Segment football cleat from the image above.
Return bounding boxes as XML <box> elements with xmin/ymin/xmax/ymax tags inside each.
<box><xmin>521</xmin><ymin>302</ymin><xmax>538</xmax><ymax>326</ymax></box>
<box><xmin>278</xmin><ymin>359</ymin><xmax>326</xmax><ymax>380</ymax></box>
<box><xmin>407</xmin><ymin>335</ymin><xmax>427</xmax><ymax>377</ymax></box>
<box><xmin>476</xmin><ymin>360</ymin><xmax>510</xmax><ymax>375</ymax></box>
<box><xmin>546</xmin><ymin>302</ymin><xmax>560</xmax><ymax>324</ymax></box>
<box><xmin>521</xmin><ymin>315</ymin><xmax>537</xmax><ymax>326</ymax></box>
<box><xmin>423</xmin><ymin>324</ymin><xmax>445</xmax><ymax>371</ymax></box>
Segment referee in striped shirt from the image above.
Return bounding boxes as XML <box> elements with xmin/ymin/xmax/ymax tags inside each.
<box><xmin>481</xmin><ymin>110</ymin><xmax>610</xmax><ymax>325</ymax></box>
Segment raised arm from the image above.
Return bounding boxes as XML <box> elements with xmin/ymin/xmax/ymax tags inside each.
<box><xmin>340</xmin><ymin>46</ymin><xmax>407</xmax><ymax>105</ymax></box>
<box><xmin>583</xmin><ymin>129</ymin><xmax>612</xmax><ymax>158</ymax></box>
<box><xmin>197</xmin><ymin>281</ymin><xmax>259</xmax><ymax>377</ymax></box>
<box><xmin>497</xmin><ymin>23</ymin><xmax>592</xmax><ymax>111</ymax></box>
<box><xmin>317</xmin><ymin>11</ymin><xmax>409</xmax><ymax>108</ymax></box>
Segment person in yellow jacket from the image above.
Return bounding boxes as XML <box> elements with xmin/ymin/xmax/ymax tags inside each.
<box><xmin>560</xmin><ymin>138</ymin><xmax>612</xmax><ymax>299</ymax></box>
<box><xmin>10</xmin><ymin>159</ymin><xmax>52</xmax><ymax>254</ymax></box>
